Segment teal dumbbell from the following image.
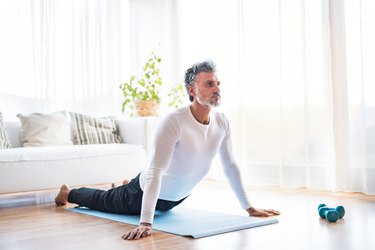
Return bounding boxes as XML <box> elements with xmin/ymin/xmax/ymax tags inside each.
<box><xmin>335</xmin><ymin>206</ymin><xmax>345</xmax><ymax>219</ymax></box>
<box><xmin>318</xmin><ymin>203</ymin><xmax>326</xmax><ymax>211</ymax></box>
<box><xmin>318</xmin><ymin>204</ymin><xmax>345</xmax><ymax>219</ymax></box>
<box><xmin>318</xmin><ymin>204</ymin><xmax>345</xmax><ymax>222</ymax></box>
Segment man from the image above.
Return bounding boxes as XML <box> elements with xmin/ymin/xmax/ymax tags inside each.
<box><xmin>55</xmin><ymin>60</ymin><xmax>280</xmax><ymax>240</ymax></box>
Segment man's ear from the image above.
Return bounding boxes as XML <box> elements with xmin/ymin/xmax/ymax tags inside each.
<box><xmin>188</xmin><ymin>85</ymin><xmax>195</xmax><ymax>98</ymax></box>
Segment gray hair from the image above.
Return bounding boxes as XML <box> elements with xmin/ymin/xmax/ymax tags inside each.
<box><xmin>184</xmin><ymin>60</ymin><xmax>216</xmax><ymax>102</ymax></box>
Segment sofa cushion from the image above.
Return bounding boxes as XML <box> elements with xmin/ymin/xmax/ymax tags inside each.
<box><xmin>0</xmin><ymin>144</ymin><xmax>147</xmax><ymax>194</ymax></box>
<box><xmin>70</xmin><ymin>112</ymin><xmax>123</xmax><ymax>145</ymax></box>
<box><xmin>0</xmin><ymin>143</ymin><xmax>141</xmax><ymax>162</ymax></box>
<box><xmin>0</xmin><ymin>112</ymin><xmax>12</xmax><ymax>149</ymax></box>
<box><xmin>17</xmin><ymin>111</ymin><xmax>73</xmax><ymax>147</ymax></box>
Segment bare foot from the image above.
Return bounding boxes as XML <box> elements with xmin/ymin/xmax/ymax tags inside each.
<box><xmin>55</xmin><ymin>184</ymin><xmax>70</xmax><ymax>206</ymax></box>
<box><xmin>122</xmin><ymin>179</ymin><xmax>129</xmax><ymax>185</ymax></box>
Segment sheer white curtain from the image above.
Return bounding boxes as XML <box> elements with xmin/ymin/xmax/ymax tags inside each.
<box><xmin>343</xmin><ymin>0</ymin><xmax>375</xmax><ymax>193</ymax></box>
<box><xmin>134</xmin><ymin>0</ymin><xmax>374</xmax><ymax>194</ymax></box>
<box><xmin>1</xmin><ymin>0</ymin><xmax>374</xmax><ymax>194</ymax></box>
<box><xmin>0</xmin><ymin>0</ymin><xmax>130</xmax><ymax>118</ymax></box>
<box><xmin>161</xmin><ymin>0</ymin><xmax>334</xmax><ymax>191</ymax></box>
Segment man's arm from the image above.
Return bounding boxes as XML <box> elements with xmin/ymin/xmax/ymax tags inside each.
<box><xmin>219</xmin><ymin>117</ymin><xmax>252</xmax><ymax>209</ymax></box>
<box><xmin>139</xmin><ymin>115</ymin><xmax>180</xmax><ymax>224</ymax></box>
<box><xmin>219</xmin><ymin>115</ymin><xmax>280</xmax><ymax>217</ymax></box>
<box><xmin>122</xmin><ymin>114</ymin><xmax>180</xmax><ymax>240</ymax></box>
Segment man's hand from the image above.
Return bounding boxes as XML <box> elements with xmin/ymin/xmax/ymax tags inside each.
<box><xmin>122</xmin><ymin>223</ymin><xmax>152</xmax><ymax>240</ymax></box>
<box><xmin>246</xmin><ymin>207</ymin><xmax>281</xmax><ymax>217</ymax></box>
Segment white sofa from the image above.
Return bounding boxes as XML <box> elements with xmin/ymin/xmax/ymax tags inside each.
<box><xmin>0</xmin><ymin>117</ymin><xmax>160</xmax><ymax>194</ymax></box>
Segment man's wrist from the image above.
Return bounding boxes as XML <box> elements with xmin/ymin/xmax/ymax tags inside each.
<box><xmin>140</xmin><ymin>222</ymin><xmax>152</xmax><ymax>227</ymax></box>
<box><xmin>246</xmin><ymin>207</ymin><xmax>255</xmax><ymax>214</ymax></box>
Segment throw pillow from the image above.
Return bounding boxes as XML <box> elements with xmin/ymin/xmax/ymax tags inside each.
<box><xmin>0</xmin><ymin>112</ymin><xmax>12</xmax><ymax>149</ymax></box>
<box><xmin>17</xmin><ymin>111</ymin><xmax>73</xmax><ymax>147</ymax></box>
<box><xmin>69</xmin><ymin>112</ymin><xmax>123</xmax><ymax>145</ymax></box>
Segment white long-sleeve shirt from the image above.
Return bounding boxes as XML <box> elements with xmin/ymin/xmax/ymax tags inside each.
<box><xmin>139</xmin><ymin>106</ymin><xmax>251</xmax><ymax>224</ymax></box>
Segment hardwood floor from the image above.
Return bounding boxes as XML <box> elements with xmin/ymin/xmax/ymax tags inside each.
<box><xmin>1</xmin><ymin>180</ymin><xmax>375</xmax><ymax>250</ymax></box>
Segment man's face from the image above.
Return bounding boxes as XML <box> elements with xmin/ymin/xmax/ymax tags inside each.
<box><xmin>191</xmin><ymin>72</ymin><xmax>221</xmax><ymax>108</ymax></box>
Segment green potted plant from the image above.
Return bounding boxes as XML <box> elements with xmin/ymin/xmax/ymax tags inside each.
<box><xmin>167</xmin><ymin>83</ymin><xmax>186</xmax><ymax>109</ymax></box>
<box><xmin>120</xmin><ymin>52</ymin><xmax>163</xmax><ymax>117</ymax></box>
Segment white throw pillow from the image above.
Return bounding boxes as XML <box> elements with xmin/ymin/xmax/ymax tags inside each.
<box><xmin>17</xmin><ymin>111</ymin><xmax>73</xmax><ymax>147</ymax></box>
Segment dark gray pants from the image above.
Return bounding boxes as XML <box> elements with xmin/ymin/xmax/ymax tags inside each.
<box><xmin>68</xmin><ymin>173</ymin><xmax>186</xmax><ymax>215</ymax></box>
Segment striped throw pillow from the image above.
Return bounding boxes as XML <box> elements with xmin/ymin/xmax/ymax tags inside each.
<box><xmin>0</xmin><ymin>112</ymin><xmax>12</xmax><ymax>149</ymax></box>
<box><xmin>70</xmin><ymin>112</ymin><xmax>124</xmax><ymax>145</ymax></box>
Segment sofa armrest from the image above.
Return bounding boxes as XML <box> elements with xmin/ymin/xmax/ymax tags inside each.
<box><xmin>116</xmin><ymin>116</ymin><xmax>160</xmax><ymax>157</ymax></box>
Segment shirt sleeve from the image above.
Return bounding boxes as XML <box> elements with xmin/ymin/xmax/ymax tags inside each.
<box><xmin>219</xmin><ymin>115</ymin><xmax>252</xmax><ymax>209</ymax></box>
<box><xmin>139</xmin><ymin>115</ymin><xmax>180</xmax><ymax>224</ymax></box>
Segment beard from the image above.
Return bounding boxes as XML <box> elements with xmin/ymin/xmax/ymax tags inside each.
<box><xmin>196</xmin><ymin>92</ymin><xmax>221</xmax><ymax>108</ymax></box>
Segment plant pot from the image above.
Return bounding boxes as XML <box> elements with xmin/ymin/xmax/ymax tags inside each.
<box><xmin>134</xmin><ymin>100</ymin><xmax>160</xmax><ymax>117</ymax></box>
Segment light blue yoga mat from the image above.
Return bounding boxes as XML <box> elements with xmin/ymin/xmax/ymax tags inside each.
<box><xmin>66</xmin><ymin>206</ymin><xmax>278</xmax><ymax>238</ymax></box>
